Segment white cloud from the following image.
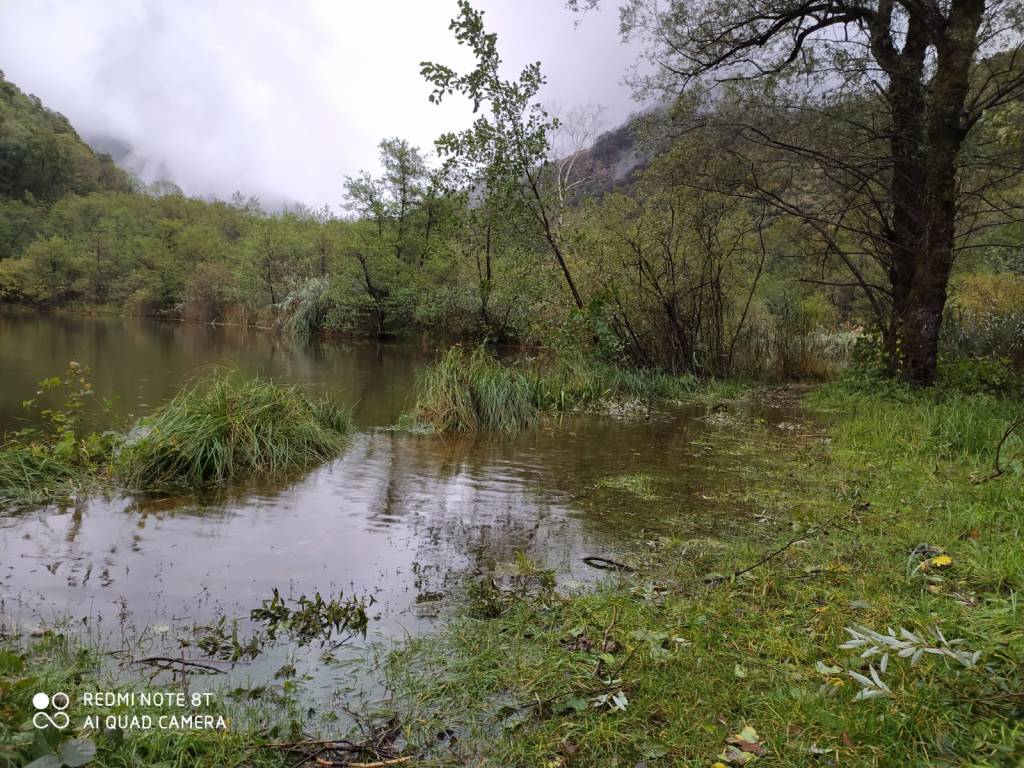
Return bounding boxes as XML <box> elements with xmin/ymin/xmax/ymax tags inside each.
<box><xmin>0</xmin><ymin>0</ymin><xmax>641</xmax><ymax>210</ymax></box>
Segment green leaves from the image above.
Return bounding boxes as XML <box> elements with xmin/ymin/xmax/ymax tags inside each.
<box><xmin>420</xmin><ymin>1</ymin><xmax>555</xmax><ymax>193</ymax></box>
<box><xmin>59</xmin><ymin>738</ymin><xmax>97</xmax><ymax>767</ymax></box>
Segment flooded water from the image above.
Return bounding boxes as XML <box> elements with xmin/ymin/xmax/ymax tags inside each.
<box><xmin>0</xmin><ymin>313</ymin><xmax>805</xmax><ymax>710</ymax></box>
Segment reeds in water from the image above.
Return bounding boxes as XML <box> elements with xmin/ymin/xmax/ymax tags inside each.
<box><xmin>118</xmin><ymin>372</ymin><xmax>352</xmax><ymax>489</ymax></box>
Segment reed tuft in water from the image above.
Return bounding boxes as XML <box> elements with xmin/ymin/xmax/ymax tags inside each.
<box><xmin>412</xmin><ymin>346</ymin><xmax>705</xmax><ymax>433</ymax></box>
<box><xmin>118</xmin><ymin>372</ymin><xmax>352</xmax><ymax>489</ymax></box>
<box><xmin>414</xmin><ymin>347</ymin><xmax>539</xmax><ymax>433</ymax></box>
<box><xmin>0</xmin><ymin>443</ymin><xmax>92</xmax><ymax>507</ymax></box>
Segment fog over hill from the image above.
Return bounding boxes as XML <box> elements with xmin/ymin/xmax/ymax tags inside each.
<box><xmin>0</xmin><ymin>0</ymin><xmax>646</xmax><ymax>210</ymax></box>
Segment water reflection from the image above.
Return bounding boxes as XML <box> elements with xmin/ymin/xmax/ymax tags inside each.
<box><xmin>0</xmin><ymin>314</ymin><xmax>806</xmax><ymax>703</ymax></box>
<box><xmin>0</xmin><ymin>312</ymin><xmax>425</xmax><ymax>431</ymax></box>
<box><xmin>1</xmin><ymin>408</ymin><xmax>793</xmax><ymax>638</ymax></box>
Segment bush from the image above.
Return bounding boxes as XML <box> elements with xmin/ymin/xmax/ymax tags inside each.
<box><xmin>282</xmin><ymin>277</ymin><xmax>334</xmax><ymax>337</ymax></box>
<box><xmin>118</xmin><ymin>372</ymin><xmax>352</xmax><ymax>489</ymax></box>
<box><xmin>938</xmin><ymin>355</ymin><xmax>1023</xmax><ymax>397</ymax></box>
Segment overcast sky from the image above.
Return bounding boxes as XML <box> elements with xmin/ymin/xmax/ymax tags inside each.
<box><xmin>0</xmin><ymin>0</ymin><xmax>643</xmax><ymax>210</ymax></box>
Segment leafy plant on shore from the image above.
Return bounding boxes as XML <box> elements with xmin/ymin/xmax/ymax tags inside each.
<box><xmin>117</xmin><ymin>371</ymin><xmax>352</xmax><ymax>489</ymax></box>
<box><xmin>0</xmin><ymin>362</ymin><xmax>118</xmax><ymax>507</ymax></box>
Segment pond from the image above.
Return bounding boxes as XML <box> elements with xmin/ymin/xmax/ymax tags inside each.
<box><xmin>0</xmin><ymin>313</ymin><xmax>805</xmax><ymax>713</ymax></box>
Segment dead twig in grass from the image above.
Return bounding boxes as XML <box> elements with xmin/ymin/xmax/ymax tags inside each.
<box><xmin>975</xmin><ymin>414</ymin><xmax>1024</xmax><ymax>483</ymax></box>
<box><xmin>727</xmin><ymin>510</ymin><xmax>852</xmax><ymax>581</ymax></box>
<box><xmin>582</xmin><ymin>556</ymin><xmax>635</xmax><ymax>572</ymax></box>
<box><xmin>131</xmin><ymin>656</ymin><xmax>229</xmax><ymax>674</ymax></box>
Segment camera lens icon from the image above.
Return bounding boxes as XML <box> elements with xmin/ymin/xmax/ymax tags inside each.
<box><xmin>32</xmin><ymin>691</ymin><xmax>70</xmax><ymax>730</ymax></box>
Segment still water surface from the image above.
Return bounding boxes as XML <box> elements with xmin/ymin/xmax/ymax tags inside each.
<box><xmin>0</xmin><ymin>313</ymin><xmax>802</xmax><ymax>703</ymax></box>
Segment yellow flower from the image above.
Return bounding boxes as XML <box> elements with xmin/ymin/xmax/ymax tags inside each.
<box><xmin>927</xmin><ymin>554</ymin><xmax>953</xmax><ymax>568</ymax></box>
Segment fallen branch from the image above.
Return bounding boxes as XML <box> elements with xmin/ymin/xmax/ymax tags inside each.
<box><xmin>350</xmin><ymin>758</ymin><xmax>413</xmax><ymax>768</ymax></box>
<box><xmin>582</xmin><ymin>556</ymin><xmax>636</xmax><ymax>572</ymax></box>
<box><xmin>259</xmin><ymin>739</ymin><xmax>360</xmax><ymax>751</ymax></box>
<box><xmin>975</xmin><ymin>414</ymin><xmax>1024</xmax><ymax>483</ymax></box>
<box><xmin>728</xmin><ymin>511</ymin><xmax>851</xmax><ymax>581</ymax></box>
<box><xmin>131</xmin><ymin>656</ymin><xmax>229</xmax><ymax>674</ymax></box>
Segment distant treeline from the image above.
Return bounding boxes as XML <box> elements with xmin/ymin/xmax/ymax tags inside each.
<box><xmin>1</xmin><ymin>33</ymin><xmax>1021</xmax><ymax>383</ymax></box>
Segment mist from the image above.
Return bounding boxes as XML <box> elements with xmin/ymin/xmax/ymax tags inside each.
<box><xmin>0</xmin><ymin>0</ymin><xmax>642</xmax><ymax>211</ymax></box>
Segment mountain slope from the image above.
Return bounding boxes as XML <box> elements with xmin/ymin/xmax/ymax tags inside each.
<box><xmin>0</xmin><ymin>70</ymin><xmax>132</xmax><ymax>202</ymax></box>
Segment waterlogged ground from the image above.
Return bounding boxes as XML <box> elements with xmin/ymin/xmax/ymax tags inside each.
<box><xmin>0</xmin><ymin>314</ymin><xmax>812</xmax><ymax>713</ymax></box>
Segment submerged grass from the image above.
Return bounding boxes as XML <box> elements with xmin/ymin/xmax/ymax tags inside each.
<box><xmin>0</xmin><ymin>443</ymin><xmax>96</xmax><ymax>507</ymax></box>
<box><xmin>390</xmin><ymin>379</ymin><xmax>1024</xmax><ymax>765</ymax></box>
<box><xmin>118</xmin><ymin>372</ymin><xmax>352</xmax><ymax>489</ymax></box>
<box><xmin>597</xmin><ymin>472</ymin><xmax>659</xmax><ymax>501</ymax></box>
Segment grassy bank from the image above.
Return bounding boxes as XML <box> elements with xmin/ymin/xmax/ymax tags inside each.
<box><xmin>412</xmin><ymin>346</ymin><xmax>733</xmax><ymax>433</ymax></box>
<box><xmin>0</xmin><ymin>369</ymin><xmax>352</xmax><ymax>506</ymax></box>
<box><xmin>389</xmin><ymin>379</ymin><xmax>1024</xmax><ymax>765</ymax></box>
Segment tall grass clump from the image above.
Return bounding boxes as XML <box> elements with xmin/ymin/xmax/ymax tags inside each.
<box><xmin>282</xmin><ymin>277</ymin><xmax>333</xmax><ymax>337</ymax></box>
<box><xmin>0</xmin><ymin>443</ymin><xmax>92</xmax><ymax>507</ymax></box>
<box><xmin>413</xmin><ymin>346</ymin><xmax>710</xmax><ymax>433</ymax></box>
<box><xmin>533</xmin><ymin>353</ymin><xmax>696</xmax><ymax>409</ymax></box>
<box><xmin>414</xmin><ymin>347</ymin><xmax>538</xmax><ymax>433</ymax></box>
<box><xmin>118</xmin><ymin>372</ymin><xmax>352</xmax><ymax>489</ymax></box>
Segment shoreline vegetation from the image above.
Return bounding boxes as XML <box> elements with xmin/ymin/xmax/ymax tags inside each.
<box><xmin>1</xmin><ymin>0</ymin><xmax>1022</xmax><ymax>761</ymax></box>
<box><xmin>0</xmin><ymin>366</ymin><xmax>353</xmax><ymax>508</ymax></box>
<box><xmin>410</xmin><ymin>346</ymin><xmax>724</xmax><ymax>433</ymax></box>
<box><xmin>2</xmin><ymin>371</ymin><xmax>1022</xmax><ymax>765</ymax></box>
<box><xmin>0</xmin><ymin>346</ymin><xmax>750</xmax><ymax>507</ymax></box>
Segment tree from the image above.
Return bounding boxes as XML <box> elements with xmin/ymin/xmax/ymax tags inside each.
<box><xmin>422</xmin><ymin>1</ymin><xmax>587</xmax><ymax>310</ymax></box>
<box><xmin>379</xmin><ymin>138</ymin><xmax>428</xmax><ymax>262</ymax></box>
<box><xmin>581</xmin><ymin>0</ymin><xmax>1024</xmax><ymax>384</ymax></box>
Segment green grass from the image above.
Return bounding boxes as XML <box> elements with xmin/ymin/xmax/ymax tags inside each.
<box><xmin>597</xmin><ymin>473</ymin><xmax>658</xmax><ymax>501</ymax></box>
<box><xmin>414</xmin><ymin>346</ymin><xmax>539</xmax><ymax>433</ymax></box>
<box><xmin>389</xmin><ymin>378</ymin><xmax>1024</xmax><ymax>765</ymax></box>
<box><xmin>0</xmin><ymin>442</ymin><xmax>97</xmax><ymax>508</ymax></box>
<box><xmin>532</xmin><ymin>354</ymin><xmax>698</xmax><ymax>411</ymax></box>
<box><xmin>412</xmin><ymin>346</ymin><xmax>711</xmax><ymax>433</ymax></box>
<box><xmin>117</xmin><ymin>372</ymin><xmax>352</xmax><ymax>489</ymax></box>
